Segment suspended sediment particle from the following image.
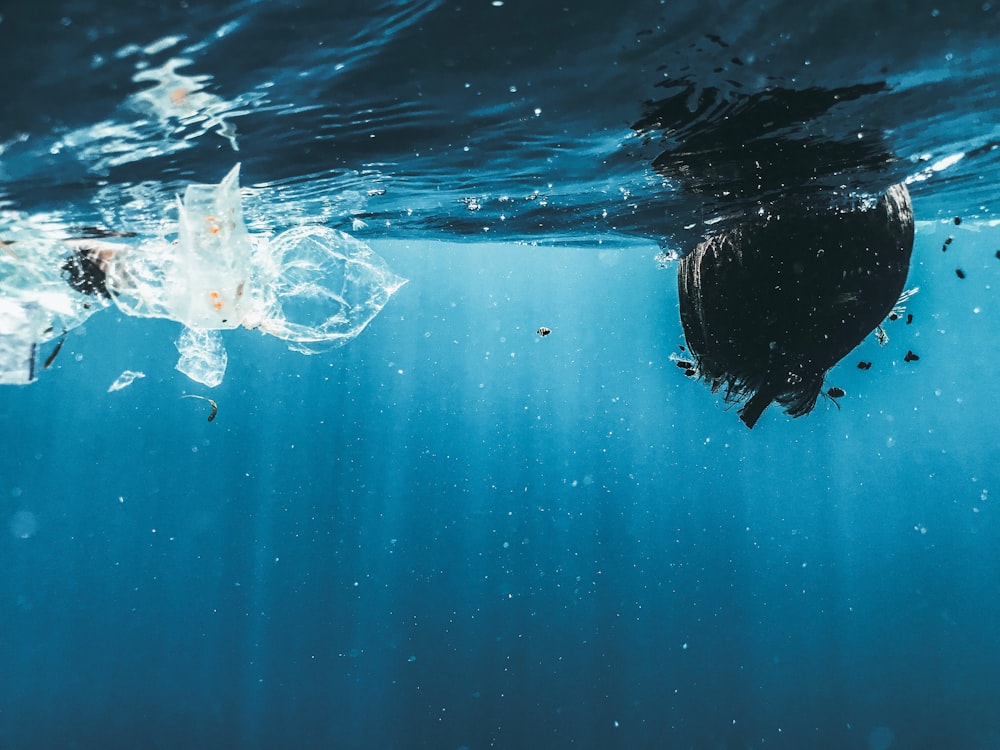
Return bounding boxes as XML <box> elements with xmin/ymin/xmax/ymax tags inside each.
<box><xmin>857</xmin><ymin>361</ymin><xmax>872</xmax><ymax>370</ymax></box>
<box><xmin>904</xmin><ymin>350</ymin><xmax>920</xmax><ymax>362</ymax></box>
<box><xmin>956</xmin><ymin>268</ymin><xmax>966</xmax><ymax>279</ymax></box>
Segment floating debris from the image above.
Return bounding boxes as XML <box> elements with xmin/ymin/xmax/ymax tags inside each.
<box><xmin>906</xmin><ymin>313</ymin><xmax>913</xmax><ymax>325</ymax></box>
<box><xmin>675</xmin><ymin>184</ymin><xmax>913</xmax><ymax>428</ymax></box>
<box><xmin>536</xmin><ymin>327</ymin><xmax>551</xmax><ymax>337</ymax></box>
<box><xmin>108</xmin><ymin>370</ymin><xmax>146</xmax><ymax>392</ymax></box>
<box><xmin>182</xmin><ymin>394</ymin><xmax>218</xmax><ymax>422</ymax></box>
<box><xmin>904</xmin><ymin>350</ymin><xmax>920</xmax><ymax>363</ymax></box>
<box><xmin>857</xmin><ymin>361</ymin><xmax>872</xmax><ymax>370</ymax></box>
<box><xmin>824</xmin><ymin>386</ymin><xmax>845</xmax><ymax>410</ymax></box>
<box><xmin>675</xmin><ymin>360</ymin><xmax>694</xmax><ymax>369</ymax></box>
<box><xmin>954</xmin><ymin>216</ymin><xmax>962</xmax><ymax>225</ymax></box>
<box><xmin>956</xmin><ymin>268</ymin><xmax>966</xmax><ymax>279</ymax></box>
<box><xmin>42</xmin><ymin>333</ymin><xmax>68</xmax><ymax>370</ymax></box>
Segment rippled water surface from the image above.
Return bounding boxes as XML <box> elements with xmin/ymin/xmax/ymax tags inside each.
<box><xmin>3</xmin><ymin>0</ymin><xmax>1000</xmax><ymax>244</ymax></box>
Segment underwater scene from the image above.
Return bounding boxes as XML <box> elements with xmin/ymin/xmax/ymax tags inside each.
<box><xmin>2</xmin><ymin>0</ymin><xmax>1000</xmax><ymax>748</ymax></box>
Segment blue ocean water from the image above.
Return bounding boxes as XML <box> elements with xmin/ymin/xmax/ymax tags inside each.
<box><xmin>2</xmin><ymin>1</ymin><xmax>1000</xmax><ymax>749</ymax></box>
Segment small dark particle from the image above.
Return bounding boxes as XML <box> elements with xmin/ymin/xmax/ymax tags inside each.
<box><xmin>954</xmin><ymin>216</ymin><xmax>962</xmax><ymax>225</ymax></box>
<box><xmin>941</xmin><ymin>244</ymin><xmax>948</xmax><ymax>252</ymax></box>
<box><xmin>945</xmin><ymin>236</ymin><xmax>953</xmax><ymax>245</ymax></box>
<box><xmin>889</xmin><ymin>312</ymin><xmax>899</xmax><ymax>321</ymax></box>
<box><xmin>825</xmin><ymin>387</ymin><xmax>845</xmax><ymax>411</ymax></box>
<box><xmin>684</xmin><ymin>369</ymin><xmax>696</xmax><ymax>377</ymax></box>
<box><xmin>675</xmin><ymin>360</ymin><xmax>694</xmax><ymax>369</ymax></box>
<box><xmin>43</xmin><ymin>332</ymin><xmax>67</xmax><ymax>370</ymax></box>
<box><xmin>956</xmin><ymin>268</ymin><xmax>966</xmax><ymax>279</ymax></box>
<box><xmin>678</xmin><ymin>344</ymin><xmax>686</xmax><ymax>351</ymax></box>
<box><xmin>996</xmin><ymin>250</ymin><xmax>1000</xmax><ymax>260</ymax></box>
<box><xmin>904</xmin><ymin>350</ymin><xmax>920</xmax><ymax>363</ymax></box>
<box><xmin>536</xmin><ymin>327</ymin><xmax>551</xmax><ymax>337</ymax></box>
<box><xmin>906</xmin><ymin>313</ymin><xmax>913</xmax><ymax>325</ymax></box>
<box><xmin>857</xmin><ymin>361</ymin><xmax>872</xmax><ymax>370</ymax></box>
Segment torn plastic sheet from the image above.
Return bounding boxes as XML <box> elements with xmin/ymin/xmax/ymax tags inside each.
<box><xmin>108</xmin><ymin>370</ymin><xmax>146</xmax><ymax>392</ymax></box>
<box><xmin>0</xmin><ymin>227</ymin><xmax>107</xmax><ymax>385</ymax></box>
<box><xmin>175</xmin><ymin>327</ymin><xmax>227</xmax><ymax>388</ymax></box>
<box><xmin>0</xmin><ymin>299</ymin><xmax>45</xmax><ymax>385</ymax></box>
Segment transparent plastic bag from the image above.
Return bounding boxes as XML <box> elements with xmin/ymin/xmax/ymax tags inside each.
<box><xmin>107</xmin><ymin>164</ymin><xmax>252</xmax><ymax>330</ymax></box>
<box><xmin>246</xmin><ymin>226</ymin><xmax>408</xmax><ymax>353</ymax></box>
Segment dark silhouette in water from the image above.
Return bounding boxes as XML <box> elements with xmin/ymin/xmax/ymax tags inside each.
<box><xmin>677</xmin><ymin>183</ymin><xmax>914</xmax><ymax>428</ymax></box>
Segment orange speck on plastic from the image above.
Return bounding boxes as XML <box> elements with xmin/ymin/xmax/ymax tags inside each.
<box><xmin>210</xmin><ymin>291</ymin><xmax>220</xmax><ymax>299</ymax></box>
<box><xmin>213</xmin><ymin>301</ymin><xmax>224</xmax><ymax>310</ymax></box>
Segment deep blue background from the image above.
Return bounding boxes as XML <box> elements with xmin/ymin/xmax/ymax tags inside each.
<box><xmin>3</xmin><ymin>223</ymin><xmax>1000</xmax><ymax>749</ymax></box>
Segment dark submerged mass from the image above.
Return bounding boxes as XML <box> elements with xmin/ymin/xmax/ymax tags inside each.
<box><xmin>677</xmin><ymin>183</ymin><xmax>914</xmax><ymax>429</ymax></box>
<box><xmin>61</xmin><ymin>247</ymin><xmax>112</xmax><ymax>299</ymax></box>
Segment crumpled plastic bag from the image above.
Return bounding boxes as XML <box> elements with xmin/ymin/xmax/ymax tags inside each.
<box><xmin>107</xmin><ymin>163</ymin><xmax>252</xmax><ymax>330</ymax></box>
<box><xmin>245</xmin><ymin>225</ymin><xmax>408</xmax><ymax>353</ymax></box>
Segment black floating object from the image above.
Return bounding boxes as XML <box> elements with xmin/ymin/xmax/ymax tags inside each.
<box><xmin>956</xmin><ymin>268</ymin><xmax>966</xmax><ymax>279</ymax></box>
<box><xmin>906</xmin><ymin>313</ymin><xmax>913</xmax><ymax>325</ymax></box>
<box><xmin>904</xmin><ymin>350</ymin><xmax>920</xmax><ymax>362</ymax></box>
<box><xmin>678</xmin><ymin>183</ymin><xmax>914</xmax><ymax>429</ymax></box>
<box><xmin>954</xmin><ymin>216</ymin><xmax>962</xmax><ymax>225</ymax></box>
<box><xmin>857</xmin><ymin>361</ymin><xmax>872</xmax><ymax>370</ymax></box>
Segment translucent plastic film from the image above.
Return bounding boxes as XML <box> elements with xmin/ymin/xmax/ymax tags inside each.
<box><xmin>107</xmin><ymin>164</ymin><xmax>252</xmax><ymax>330</ymax></box>
<box><xmin>2</xmin><ymin>164</ymin><xmax>406</xmax><ymax>387</ymax></box>
<box><xmin>247</xmin><ymin>226</ymin><xmax>408</xmax><ymax>353</ymax></box>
